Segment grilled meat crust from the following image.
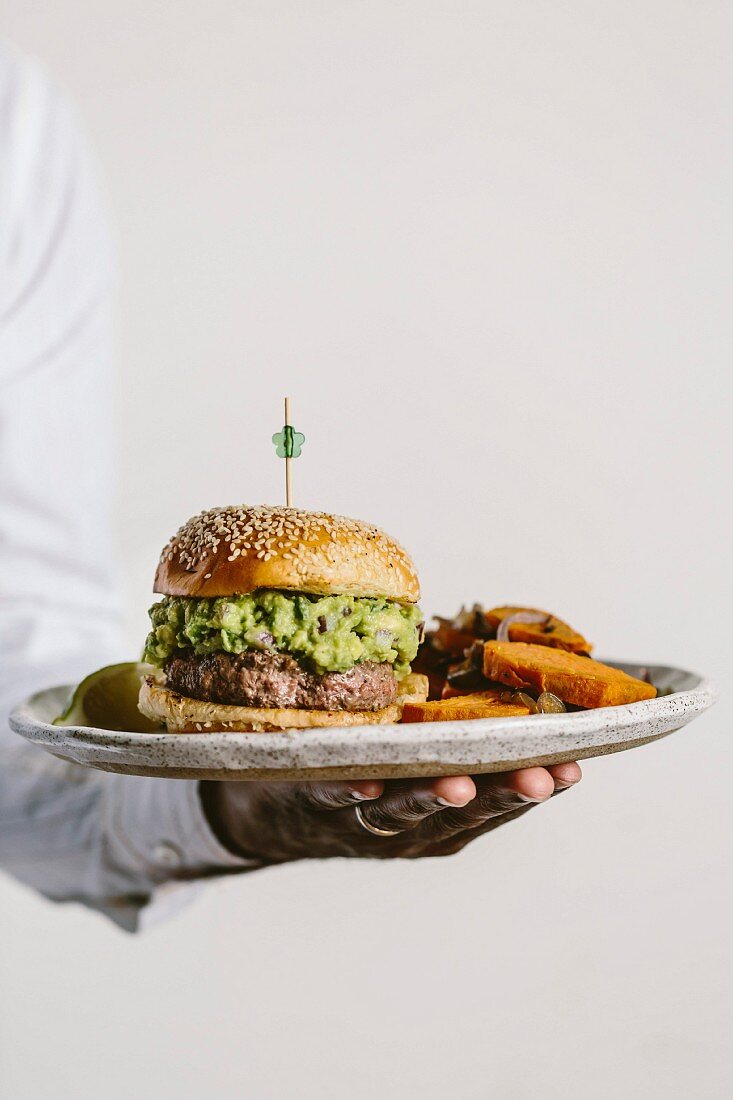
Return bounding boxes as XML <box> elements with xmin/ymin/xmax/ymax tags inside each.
<box><xmin>164</xmin><ymin>650</ymin><xmax>398</xmax><ymax>711</ymax></box>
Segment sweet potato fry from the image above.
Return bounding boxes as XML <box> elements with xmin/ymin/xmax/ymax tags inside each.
<box><xmin>485</xmin><ymin>606</ymin><xmax>591</xmax><ymax>653</ymax></box>
<box><xmin>441</xmin><ymin>683</ymin><xmax>469</xmax><ymax>699</ymax></box>
<box><xmin>400</xmin><ymin>690</ymin><xmax>532</xmax><ymax>723</ymax></box>
<box><xmin>483</xmin><ymin>642</ymin><xmax>656</xmax><ymax>709</ymax></box>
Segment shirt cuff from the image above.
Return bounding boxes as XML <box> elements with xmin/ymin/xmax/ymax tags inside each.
<box><xmin>103</xmin><ymin>773</ymin><xmax>257</xmax><ymax>882</ymax></box>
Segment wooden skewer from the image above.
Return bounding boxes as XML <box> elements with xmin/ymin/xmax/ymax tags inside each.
<box><xmin>284</xmin><ymin>396</ymin><xmax>292</xmax><ymax>507</ymax></box>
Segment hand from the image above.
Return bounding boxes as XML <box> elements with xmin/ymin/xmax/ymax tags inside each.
<box><xmin>200</xmin><ymin>763</ymin><xmax>581</xmax><ymax>863</ymax></box>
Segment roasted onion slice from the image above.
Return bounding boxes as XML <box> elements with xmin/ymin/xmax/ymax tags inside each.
<box><xmin>496</xmin><ymin>610</ymin><xmax>551</xmax><ymax>643</ymax></box>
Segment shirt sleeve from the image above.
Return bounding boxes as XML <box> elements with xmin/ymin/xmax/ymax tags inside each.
<box><xmin>0</xmin><ymin>47</ymin><xmax>255</xmax><ymax>932</ymax></box>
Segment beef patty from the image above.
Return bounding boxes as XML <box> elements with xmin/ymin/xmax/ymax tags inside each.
<box><xmin>164</xmin><ymin>650</ymin><xmax>398</xmax><ymax>711</ymax></box>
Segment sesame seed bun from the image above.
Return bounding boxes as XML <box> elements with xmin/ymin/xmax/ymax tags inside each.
<box><xmin>138</xmin><ymin>673</ymin><xmax>428</xmax><ymax>733</ymax></box>
<box><xmin>154</xmin><ymin>505</ymin><xmax>420</xmax><ymax>603</ymax></box>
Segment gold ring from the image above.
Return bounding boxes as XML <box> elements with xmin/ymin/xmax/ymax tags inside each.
<box><xmin>354</xmin><ymin>803</ymin><xmax>402</xmax><ymax>837</ymax></box>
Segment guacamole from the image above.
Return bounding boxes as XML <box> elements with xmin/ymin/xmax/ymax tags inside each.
<box><xmin>143</xmin><ymin>591</ymin><xmax>423</xmax><ymax>676</ymax></box>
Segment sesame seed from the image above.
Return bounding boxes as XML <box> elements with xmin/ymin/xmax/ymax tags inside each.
<box><xmin>157</xmin><ymin>504</ymin><xmax>417</xmax><ymax>599</ymax></box>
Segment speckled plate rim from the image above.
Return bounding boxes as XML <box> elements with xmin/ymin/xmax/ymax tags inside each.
<box><xmin>9</xmin><ymin>662</ymin><xmax>718</xmax><ymax>781</ymax></box>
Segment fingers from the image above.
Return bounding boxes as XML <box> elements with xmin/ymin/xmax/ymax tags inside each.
<box><xmin>548</xmin><ymin>761</ymin><xmax>582</xmax><ymax>789</ymax></box>
<box><xmin>426</xmin><ymin>766</ymin><xmax>582</xmax><ymax>855</ymax></box>
<box><xmin>354</xmin><ymin>775</ymin><xmax>477</xmax><ymax>835</ymax></box>
<box><xmin>433</xmin><ymin>775</ymin><xmax>479</xmax><ymax>807</ymax></box>
<box><xmin>427</xmin><ymin>805</ymin><xmax>536</xmax><ymax>856</ymax></box>
<box><xmin>420</xmin><ymin>765</ymin><xmax>571</xmax><ymax>844</ymax></box>
<box><xmin>496</xmin><ymin>766</ymin><xmax>557</xmax><ymax>803</ymax></box>
<box><xmin>297</xmin><ymin>779</ymin><xmax>385</xmax><ymax>811</ymax></box>
<box><xmin>292</xmin><ymin>763</ymin><xmax>582</xmax><ymax>851</ymax></box>
<box><xmin>466</xmin><ymin>762</ymin><xmax>582</xmax><ymax>805</ymax></box>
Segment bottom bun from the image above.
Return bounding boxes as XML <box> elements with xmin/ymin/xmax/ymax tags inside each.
<box><xmin>138</xmin><ymin>674</ymin><xmax>428</xmax><ymax>733</ymax></box>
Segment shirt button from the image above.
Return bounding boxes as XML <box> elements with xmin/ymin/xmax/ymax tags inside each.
<box><xmin>152</xmin><ymin>842</ymin><xmax>182</xmax><ymax>868</ymax></box>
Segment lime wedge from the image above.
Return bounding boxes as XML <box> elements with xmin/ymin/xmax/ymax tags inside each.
<box><xmin>53</xmin><ymin>662</ymin><xmax>163</xmax><ymax>732</ymax></box>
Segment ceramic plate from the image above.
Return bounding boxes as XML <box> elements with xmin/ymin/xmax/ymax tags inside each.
<box><xmin>10</xmin><ymin>662</ymin><xmax>716</xmax><ymax>782</ymax></box>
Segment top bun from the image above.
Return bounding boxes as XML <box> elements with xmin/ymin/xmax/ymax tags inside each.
<box><xmin>154</xmin><ymin>505</ymin><xmax>420</xmax><ymax>603</ymax></box>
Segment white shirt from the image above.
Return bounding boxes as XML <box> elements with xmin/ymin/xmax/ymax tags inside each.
<box><xmin>0</xmin><ymin>45</ymin><xmax>252</xmax><ymax>931</ymax></box>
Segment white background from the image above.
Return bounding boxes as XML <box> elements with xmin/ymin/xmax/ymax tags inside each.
<box><xmin>2</xmin><ymin>3</ymin><xmax>732</xmax><ymax>1097</ymax></box>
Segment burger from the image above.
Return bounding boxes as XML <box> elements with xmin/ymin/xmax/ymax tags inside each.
<box><xmin>138</xmin><ymin>505</ymin><xmax>428</xmax><ymax>732</ymax></box>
